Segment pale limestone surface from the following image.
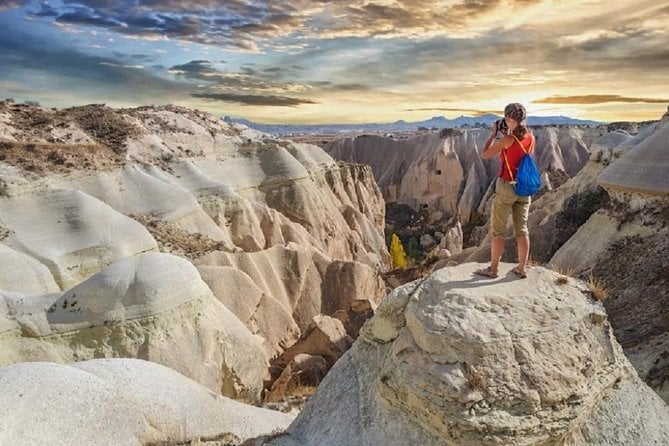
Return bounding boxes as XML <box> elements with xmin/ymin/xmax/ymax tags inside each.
<box><xmin>0</xmin><ymin>359</ymin><xmax>294</xmax><ymax>446</ymax></box>
<box><xmin>598</xmin><ymin>116</ymin><xmax>669</xmax><ymax>195</ymax></box>
<box><xmin>50</xmin><ymin>164</ymin><xmax>228</xmax><ymax>242</ymax></box>
<box><xmin>0</xmin><ymin>103</ymin><xmax>389</xmax><ymax>280</ymax></box>
<box><xmin>124</xmin><ymin>107</ymin><xmax>388</xmax><ymax>266</ymax></box>
<box><xmin>0</xmin><ymin>188</ymin><xmax>158</xmax><ymax>289</ymax></box>
<box><xmin>0</xmin><ymin>244</ymin><xmax>59</xmax><ymax>294</ymax></box>
<box><xmin>270</xmin><ymin>263</ymin><xmax>669</xmax><ymax>446</ymax></box>
<box><xmin>0</xmin><ymin>112</ymin><xmax>15</xmax><ymax>141</ymax></box>
<box><xmin>0</xmin><ymin>253</ymin><xmax>267</xmax><ymax>402</ymax></box>
<box><xmin>196</xmin><ymin>245</ymin><xmax>384</xmax><ymax>360</ymax></box>
<box><xmin>0</xmin><ymin>104</ymin><xmax>389</xmax><ymax>401</ymax></box>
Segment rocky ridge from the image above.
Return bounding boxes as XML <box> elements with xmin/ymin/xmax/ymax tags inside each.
<box><xmin>0</xmin><ymin>101</ymin><xmax>390</xmax><ymax>401</ymax></box>
<box><xmin>549</xmin><ymin>115</ymin><xmax>669</xmax><ymax>404</ymax></box>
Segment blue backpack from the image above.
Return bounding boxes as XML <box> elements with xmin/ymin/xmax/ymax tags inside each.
<box><xmin>503</xmin><ymin>135</ymin><xmax>541</xmax><ymax>197</ymax></box>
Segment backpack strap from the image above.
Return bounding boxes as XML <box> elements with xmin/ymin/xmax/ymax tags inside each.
<box><xmin>501</xmin><ymin>147</ymin><xmax>514</xmax><ymax>182</ymax></box>
<box><xmin>511</xmin><ymin>134</ymin><xmax>533</xmax><ymax>154</ymax></box>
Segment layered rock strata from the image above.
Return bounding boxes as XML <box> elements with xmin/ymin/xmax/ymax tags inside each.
<box><xmin>0</xmin><ymin>252</ymin><xmax>266</xmax><ymax>402</ymax></box>
<box><xmin>0</xmin><ymin>101</ymin><xmax>390</xmax><ymax>399</ymax></box>
<box><xmin>269</xmin><ymin>263</ymin><xmax>669</xmax><ymax>445</ymax></box>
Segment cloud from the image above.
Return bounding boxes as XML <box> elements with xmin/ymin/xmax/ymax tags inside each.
<box><xmin>2</xmin><ymin>0</ymin><xmax>666</xmax><ymax>123</ymax></box>
<box><xmin>0</xmin><ymin>0</ymin><xmax>29</xmax><ymax>11</ymax></box>
<box><xmin>190</xmin><ymin>92</ymin><xmax>317</xmax><ymax>106</ymax></box>
<box><xmin>0</xmin><ymin>18</ymin><xmax>189</xmax><ymax>103</ymax></box>
<box><xmin>56</xmin><ymin>9</ymin><xmax>122</xmax><ymax>28</ymax></box>
<box><xmin>19</xmin><ymin>0</ymin><xmax>541</xmax><ymax>52</ymax></box>
<box><xmin>99</xmin><ymin>61</ymin><xmax>144</xmax><ymax>69</ymax></box>
<box><xmin>403</xmin><ymin>107</ymin><xmax>499</xmax><ymax>115</ymax></box>
<box><xmin>534</xmin><ymin>95</ymin><xmax>669</xmax><ymax>104</ymax></box>
<box><xmin>169</xmin><ymin>59</ymin><xmax>310</xmax><ymax>94</ymax></box>
<box><xmin>39</xmin><ymin>1</ymin><xmax>303</xmax><ymax>51</ymax></box>
<box><xmin>112</xmin><ymin>52</ymin><xmax>156</xmax><ymax>63</ymax></box>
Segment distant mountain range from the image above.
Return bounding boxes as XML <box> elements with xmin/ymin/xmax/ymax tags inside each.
<box><xmin>222</xmin><ymin>114</ymin><xmax>601</xmax><ymax>135</ymax></box>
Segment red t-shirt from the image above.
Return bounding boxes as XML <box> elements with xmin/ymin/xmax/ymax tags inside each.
<box><xmin>498</xmin><ymin>133</ymin><xmax>535</xmax><ymax>181</ymax></box>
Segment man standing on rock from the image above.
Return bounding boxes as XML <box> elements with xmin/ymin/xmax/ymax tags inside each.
<box><xmin>476</xmin><ymin>103</ymin><xmax>535</xmax><ymax>279</ymax></box>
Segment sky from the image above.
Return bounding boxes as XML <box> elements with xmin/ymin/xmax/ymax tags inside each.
<box><xmin>0</xmin><ymin>0</ymin><xmax>667</xmax><ymax>124</ymax></box>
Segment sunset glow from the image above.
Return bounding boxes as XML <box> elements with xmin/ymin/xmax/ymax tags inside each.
<box><xmin>0</xmin><ymin>0</ymin><xmax>667</xmax><ymax>123</ymax></box>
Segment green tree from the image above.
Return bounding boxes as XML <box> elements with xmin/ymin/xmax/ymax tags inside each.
<box><xmin>389</xmin><ymin>233</ymin><xmax>408</xmax><ymax>269</ymax></box>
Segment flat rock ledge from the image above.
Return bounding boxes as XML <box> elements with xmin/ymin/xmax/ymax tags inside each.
<box><xmin>269</xmin><ymin>262</ymin><xmax>669</xmax><ymax>446</ymax></box>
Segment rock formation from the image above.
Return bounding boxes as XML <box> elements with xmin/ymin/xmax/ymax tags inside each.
<box><xmin>0</xmin><ymin>252</ymin><xmax>266</xmax><ymax>402</ymax></box>
<box><xmin>0</xmin><ymin>101</ymin><xmax>390</xmax><ymax>400</ymax></box>
<box><xmin>550</xmin><ymin>115</ymin><xmax>669</xmax><ymax>404</ymax></box>
<box><xmin>444</xmin><ymin>114</ymin><xmax>668</xmax><ymax>405</ymax></box>
<box><xmin>0</xmin><ymin>188</ymin><xmax>158</xmax><ymax>289</ymax></box>
<box><xmin>194</xmin><ymin>244</ymin><xmax>384</xmax><ymax>361</ymax></box>
<box><xmin>267</xmin><ymin>263</ymin><xmax>669</xmax><ymax>445</ymax></box>
<box><xmin>0</xmin><ymin>358</ymin><xmax>294</xmax><ymax>446</ymax></box>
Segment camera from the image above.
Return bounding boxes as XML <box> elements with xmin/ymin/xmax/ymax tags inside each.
<box><xmin>495</xmin><ymin>118</ymin><xmax>508</xmax><ymax>135</ymax></box>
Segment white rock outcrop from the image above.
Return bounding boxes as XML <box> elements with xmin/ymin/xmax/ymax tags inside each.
<box><xmin>196</xmin><ymin>245</ymin><xmax>384</xmax><ymax>360</ymax></box>
<box><xmin>598</xmin><ymin>118</ymin><xmax>669</xmax><ymax>195</ymax></box>
<box><xmin>0</xmin><ymin>252</ymin><xmax>266</xmax><ymax>402</ymax></box>
<box><xmin>0</xmin><ymin>188</ymin><xmax>158</xmax><ymax>289</ymax></box>
<box><xmin>0</xmin><ymin>358</ymin><xmax>294</xmax><ymax>446</ymax></box>
<box><xmin>0</xmin><ymin>102</ymin><xmax>390</xmax><ymax>399</ymax></box>
<box><xmin>0</xmin><ymin>244</ymin><xmax>59</xmax><ymax>294</ymax></box>
<box><xmin>269</xmin><ymin>263</ymin><xmax>669</xmax><ymax>445</ymax></box>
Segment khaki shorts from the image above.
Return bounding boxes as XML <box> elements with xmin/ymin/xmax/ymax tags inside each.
<box><xmin>491</xmin><ymin>178</ymin><xmax>530</xmax><ymax>237</ymax></box>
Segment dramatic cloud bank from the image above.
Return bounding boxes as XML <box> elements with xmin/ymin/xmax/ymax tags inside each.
<box><xmin>0</xmin><ymin>0</ymin><xmax>666</xmax><ymax>123</ymax></box>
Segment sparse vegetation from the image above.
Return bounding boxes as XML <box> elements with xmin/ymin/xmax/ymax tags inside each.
<box><xmin>549</xmin><ymin>265</ymin><xmax>575</xmax><ymax>285</ymax></box>
<box><xmin>555</xmin><ymin>275</ymin><xmax>569</xmax><ymax>285</ymax></box>
<box><xmin>240</xmin><ymin>429</ymin><xmax>289</xmax><ymax>446</ymax></box>
<box><xmin>526</xmin><ymin>256</ymin><xmax>543</xmax><ymax>267</ymax></box>
<box><xmin>465</xmin><ymin>365</ymin><xmax>487</xmax><ymax>391</ymax></box>
<box><xmin>62</xmin><ymin>104</ymin><xmax>139</xmax><ymax>154</ymax></box>
<box><xmin>586</xmin><ymin>275</ymin><xmax>609</xmax><ymax>301</ymax></box>
<box><xmin>0</xmin><ymin>140</ymin><xmax>119</xmax><ymax>174</ymax></box>
<box><xmin>131</xmin><ymin>214</ymin><xmax>232</xmax><ymax>259</ymax></box>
